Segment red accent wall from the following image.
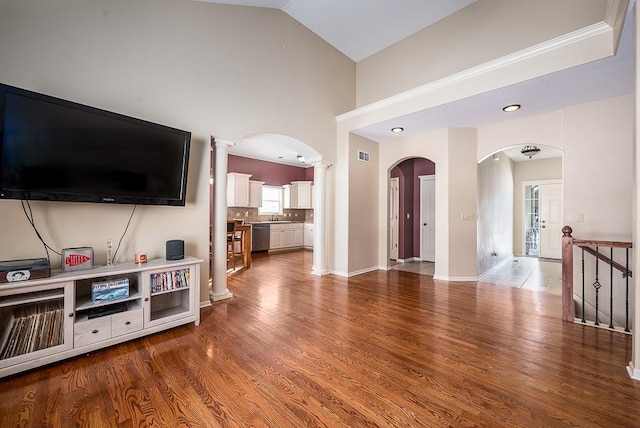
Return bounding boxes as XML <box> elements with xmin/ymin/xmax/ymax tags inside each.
<box><xmin>228</xmin><ymin>155</ymin><xmax>309</xmax><ymax>186</ymax></box>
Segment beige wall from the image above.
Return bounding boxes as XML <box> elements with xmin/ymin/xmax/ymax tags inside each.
<box><xmin>564</xmin><ymin>94</ymin><xmax>633</xmax><ymax>241</ymax></box>
<box><xmin>478</xmin><ymin>111</ymin><xmax>565</xmax><ymax>161</ymax></box>
<box><xmin>0</xmin><ymin>0</ymin><xmax>355</xmax><ymax>304</ymax></box>
<box><xmin>347</xmin><ymin>134</ymin><xmax>379</xmax><ymax>274</ymax></box>
<box><xmin>356</xmin><ymin>0</ymin><xmax>605</xmax><ymax>106</ymax></box>
<box><xmin>446</xmin><ymin>128</ymin><xmax>478</xmax><ymax>280</ymax></box>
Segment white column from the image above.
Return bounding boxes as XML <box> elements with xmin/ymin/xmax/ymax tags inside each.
<box><xmin>311</xmin><ymin>160</ymin><xmax>331</xmax><ymax>276</ymax></box>
<box><xmin>210</xmin><ymin>138</ymin><xmax>234</xmax><ymax>302</ymax></box>
<box><xmin>628</xmin><ymin>3</ymin><xmax>640</xmax><ymax>381</ymax></box>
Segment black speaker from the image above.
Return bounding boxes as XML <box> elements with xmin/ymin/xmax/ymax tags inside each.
<box><xmin>166</xmin><ymin>240</ymin><xmax>184</xmax><ymax>260</ymax></box>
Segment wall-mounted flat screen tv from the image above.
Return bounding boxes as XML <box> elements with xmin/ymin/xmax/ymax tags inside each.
<box><xmin>0</xmin><ymin>83</ymin><xmax>190</xmax><ymax>206</ymax></box>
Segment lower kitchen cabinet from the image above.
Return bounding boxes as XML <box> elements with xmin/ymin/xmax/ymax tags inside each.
<box><xmin>269</xmin><ymin>223</ymin><xmax>304</xmax><ymax>250</ymax></box>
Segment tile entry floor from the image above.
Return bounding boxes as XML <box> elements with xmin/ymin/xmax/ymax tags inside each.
<box><xmin>390</xmin><ymin>257</ymin><xmax>562</xmax><ymax>295</ymax></box>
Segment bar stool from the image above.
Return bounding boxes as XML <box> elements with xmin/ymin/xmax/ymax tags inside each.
<box><xmin>226</xmin><ymin>221</ymin><xmax>236</xmax><ymax>269</ymax></box>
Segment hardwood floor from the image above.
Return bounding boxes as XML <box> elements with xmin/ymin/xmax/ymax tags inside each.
<box><xmin>1</xmin><ymin>250</ymin><xmax>639</xmax><ymax>427</ymax></box>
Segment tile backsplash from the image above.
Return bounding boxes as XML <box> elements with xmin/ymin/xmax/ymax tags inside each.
<box><xmin>227</xmin><ymin>207</ymin><xmax>313</xmax><ymax>223</ymax></box>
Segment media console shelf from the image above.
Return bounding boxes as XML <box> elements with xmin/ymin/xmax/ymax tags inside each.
<box><xmin>0</xmin><ymin>256</ymin><xmax>201</xmax><ymax>378</ymax></box>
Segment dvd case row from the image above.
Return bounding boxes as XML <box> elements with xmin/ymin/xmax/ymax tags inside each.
<box><xmin>150</xmin><ymin>269</ymin><xmax>190</xmax><ymax>294</ymax></box>
<box><xmin>0</xmin><ymin>301</ymin><xmax>64</xmax><ymax>360</ymax></box>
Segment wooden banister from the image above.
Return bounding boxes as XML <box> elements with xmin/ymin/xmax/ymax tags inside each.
<box><xmin>562</xmin><ymin>225</ymin><xmax>633</xmax><ymax>328</ymax></box>
<box><xmin>562</xmin><ymin>226</ymin><xmax>575</xmax><ymax>322</ymax></box>
<box><xmin>578</xmin><ymin>245</ymin><xmax>632</xmax><ymax>278</ymax></box>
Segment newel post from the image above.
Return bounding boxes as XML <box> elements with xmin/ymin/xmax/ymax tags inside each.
<box><xmin>562</xmin><ymin>226</ymin><xmax>574</xmax><ymax>322</ymax></box>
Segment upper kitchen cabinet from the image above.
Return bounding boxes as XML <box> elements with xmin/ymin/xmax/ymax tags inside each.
<box><xmin>227</xmin><ymin>173</ymin><xmax>265</xmax><ymax>208</ymax></box>
<box><xmin>283</xmin><ymin>181</ymin><xmax>313</xmax><ymax>209</ymax></box>
<box><xmin>227</xmin><ymin>172</ymin><xmax>251</xmax><ymax>207</ymax></box>
<box><xmin>249</xmin><ymin>180</ymin><xmax>264</xmax><ymax>208</ymax></box>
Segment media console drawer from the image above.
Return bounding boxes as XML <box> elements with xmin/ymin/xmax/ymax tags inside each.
<box><xmin>112</xmin><ymin>309</ymin><xmax>143</xmax><ymax>337</ymax></box>
<box><xmin>74</xmin><ymin>318</ymin><xmax>111</xmax><ymax>347</ymax></box>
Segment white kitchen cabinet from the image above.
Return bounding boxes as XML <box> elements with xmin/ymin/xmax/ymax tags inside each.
<box><xmin>0</xmin><ymin>257</ymin><xmax>201</xmax><ymax>379</ymax></box>
<box><xmin>304</xmin><ymin>223</ymin><xmax>314</xmax><ymax>248</ymax></box>
<box><xmin>270</xmin><ymin>224</ymin><xmax>283</xmax><ymax>249</ymax></box>
<box><xmin>283</xmin><ymin>181</ymin><xmax>313</xmax><ymax>209</ymax></box>
<box><xmin>283</xmin><ymin>184</ymin><xmax>292</xmax><ymax>209</ymax></box>
<box><xmin>227</xmin><ymin>173</ymin><xmax>252</xmax><ymax>207</ymax></box>
<box><xmin>293</xmin><ymin>226</ymin><xmax>303</xmax><ymax>247</ymax></box>
<box><xmin>269</xmin><ymin>223</ymin><xmax>304</xmax><ymax>250</ymax></box>
<box><xmin>249</xmin><ymin>180</ymin><xmax>264</xmax><ymax>208</ymax></box>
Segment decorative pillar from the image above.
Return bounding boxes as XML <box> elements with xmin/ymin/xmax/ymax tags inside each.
<box><xmin>210</xmin><ymin>138</ymin><xmax>234</xmax><ymax>302</ymax></box>
<box><xmin>629</xmin><ymin>3</ymin><xmax>640</xmax><ymax>381</ymax></box>
<box><xmin>311</xmin><ymin>159</ymin><xmax>331</xmax><ymax>276</ymax></box>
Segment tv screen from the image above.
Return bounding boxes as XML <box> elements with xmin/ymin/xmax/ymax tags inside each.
<box><xmin>0</xmin><ymin>84</ymin><xmax>190</xmax><ymax>206</ymax></box>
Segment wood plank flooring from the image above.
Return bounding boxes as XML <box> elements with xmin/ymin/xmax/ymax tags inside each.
<box><xmin>1</xmin><ymin>250</ymin><xmax>639</xmax><ymax>427</ymax></box>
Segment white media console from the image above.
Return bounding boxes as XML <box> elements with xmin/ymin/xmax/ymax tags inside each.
<box><xmin>0</xmin><ymin>256</ymin><xmax>202</xmax><ymax>378</ymax></box>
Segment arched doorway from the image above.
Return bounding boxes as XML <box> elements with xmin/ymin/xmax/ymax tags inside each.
<box><xmin>388</xmin><ymin>156</ymin><xmax>436</xmax><ymax>276</ymax></box>
<box><xmin>477</xmin><ymin>144</ymin><xmax>563</xmax><ymax>292</ymax></box>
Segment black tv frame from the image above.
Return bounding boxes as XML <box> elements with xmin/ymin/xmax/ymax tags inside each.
<box><xmin>0</xmin><ymin>83</ymin><xmax>191</xmax><ymax>206</ymax></box>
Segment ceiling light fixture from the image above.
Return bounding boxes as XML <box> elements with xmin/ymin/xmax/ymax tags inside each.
<box><xmin>296</xmin><ymin>154</ymin><xmax>306</xmax><ymax>163</ymax></box>
<box><xmin>521</xmin><ymin>145</ymin><xmax>541</xmax><ymax>159</ymax></box>
<box><xmin>391</xmin><ymin>127</ymin><xmax>404</xmax><ymax>133</ymax></box>
<box><xmin>502</xmin><ymin>104</ymin><xmax>521</xmax><ymax>112</ymax></box>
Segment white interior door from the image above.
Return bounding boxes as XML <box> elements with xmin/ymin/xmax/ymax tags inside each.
<box><xmin>539</xmin><ymin>183</ymin><xmax>563</xmax><ymax>259</ymax></box>
<box><xmin>389</xmin><ymin>177</ymin><xmax>399</xmax><ymax>260</ymax></box>
<box><xmin>420</xmin><ymin>175</ymin><xmax>436</xmax><ymax>262</ymax></box>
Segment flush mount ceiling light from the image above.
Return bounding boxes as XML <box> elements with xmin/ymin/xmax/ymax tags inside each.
<box><xmin>502</xmin><ymin>104</ymin><xmax>521</xmax><ymax>112</ymax></box>
<box><xmin>391</xmin><ymin>127</ymin><xmax>404</xmax><ymax>133</ymax></box>
<box><xmin>296</xmin><ymin>154</ymin><xmax>306</xmax><ymax>163</ymax></box>
<box><xmin>521</xmin><ymin>145</ymin><xmax>541</xmax><ymax>159</ymax></box>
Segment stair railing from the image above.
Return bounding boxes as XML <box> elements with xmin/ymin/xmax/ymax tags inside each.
<box><xmin>562</xmin><ymin>225</ymin><xmax>632</xmax><ymax>333</ymax></box>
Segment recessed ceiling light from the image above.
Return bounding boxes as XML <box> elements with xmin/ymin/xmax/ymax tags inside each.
<box><xmin>391</xmin><ymin>127</ymin><xmax>404</xmax><ymax>133</ymax></box>
<box><xmin>502</xmin><ymin>104</ymin><xmax>521</xmax><ymax>112</ymax></box>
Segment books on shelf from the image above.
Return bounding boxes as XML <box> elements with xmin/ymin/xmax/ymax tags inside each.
<box><xmin>0</xmin><ymin>300</ymin><xmax>64</xmax><ymax>360</ymax></box>
<box><xmin>150</xmin><ymin>269</ymin><xmax>190</xmax><ymax>294</ymax></box>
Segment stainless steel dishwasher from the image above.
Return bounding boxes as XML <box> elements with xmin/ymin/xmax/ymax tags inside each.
<box><xmin>251</xmin><ymin>223</ymin><xmax>270</xmax><ymax>252</ymax></box>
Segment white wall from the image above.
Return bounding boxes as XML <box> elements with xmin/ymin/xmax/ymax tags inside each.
<box><xmin>477</xmin><ymin>153</ymin><xmax>514</xmax><ymax>275</ymax></box>
<box><xmin>0</xmin><ymin>0</ymin><xmax>355</xmax><ymax>303</ymax></box>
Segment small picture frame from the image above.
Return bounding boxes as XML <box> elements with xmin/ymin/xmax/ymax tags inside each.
<box><xmin>61</xmin><ymin>247</ymin><xmax>94</xmax><ymax>272</ymax></box>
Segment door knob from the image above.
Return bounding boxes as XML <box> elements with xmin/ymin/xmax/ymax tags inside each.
<box><xmin>423</xmin><ymin>223</ymin><xmax>427</xmax><ymax>226</ymax></box>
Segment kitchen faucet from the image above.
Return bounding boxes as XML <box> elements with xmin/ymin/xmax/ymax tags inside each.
<box><xmin>270</xmin><ymin>213</ymin><xmax>278</xmax><ymax>221</ymax></box>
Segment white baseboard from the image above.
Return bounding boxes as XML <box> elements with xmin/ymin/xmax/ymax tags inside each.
<box><xmin>433</xmin><ymin>275</ymin><xmax>478</xmax><ymax>282</ymax></box>
<box><xmin>200</xmin><ymin>300</ymin><xmax>212</xmax><ymax>309</ymax></box>
<box><xmin>627</xmin><ymin>361</ymin><xmax>640</xmax><ymax>381</ymax></box>
<box><xmin>478</xmin><ymin>256</ymin><xmax>512</xmax><ymax>280</ymax></box>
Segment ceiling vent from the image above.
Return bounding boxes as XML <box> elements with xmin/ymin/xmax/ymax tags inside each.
<box><xmin>357</xmin><ymin>150</ymin><xmax>370</xmax><ymax>162</ymax></box>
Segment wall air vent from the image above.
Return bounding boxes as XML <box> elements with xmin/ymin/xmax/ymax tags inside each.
<box><xmin>357</xmin><ymin>150</ymin><xmax>370</xmax><ymax>162</ymax></box>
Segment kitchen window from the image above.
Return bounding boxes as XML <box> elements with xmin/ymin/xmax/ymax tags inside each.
<box><xmin>259</xmin><ymin>185</ymin><xmax>283</xmax><ymax>215</ymax></box>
